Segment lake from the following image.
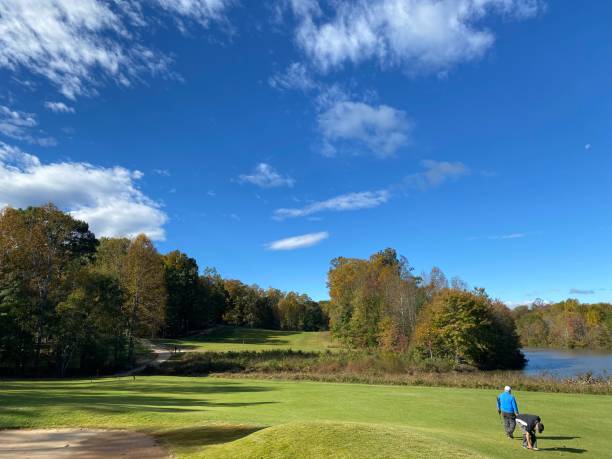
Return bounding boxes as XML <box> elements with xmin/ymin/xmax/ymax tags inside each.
<box><xmin>522</xmin><ymin>348</ymin><xmax>612</xmax><ymax>377</ymax></box>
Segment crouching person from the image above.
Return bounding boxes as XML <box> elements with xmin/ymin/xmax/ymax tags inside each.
<box><xmin>516</xmin><ymin>414</ymin><xmax>544</xmax><ymax>450</ymax></box>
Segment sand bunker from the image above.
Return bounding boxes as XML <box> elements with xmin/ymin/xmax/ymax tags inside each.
<box><xmin>0</xmin><ymin>428</ymin><xmax>169</xmax><ymax>458</ymax></box>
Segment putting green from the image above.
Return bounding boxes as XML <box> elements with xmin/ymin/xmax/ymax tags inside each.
<box><xmin>1</xmin><ymin>376</ymin><xmax>609</xmax><ymax>458</ymax></box>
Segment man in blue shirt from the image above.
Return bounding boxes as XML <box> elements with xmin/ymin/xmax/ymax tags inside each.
<box><xmin>496</xmin><ymin>385</ymin><xmax>519</xmax><ymax>438</ymax></box>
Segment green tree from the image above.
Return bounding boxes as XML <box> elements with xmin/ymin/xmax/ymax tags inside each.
<box><xmin>162</xmin><ymin>250</ymin><xmax>200</xmax><ymax>335</ymax></box>
<box><xmin>123</xmin><ymin>234</ymin><xmax>167</xmax><ymax>363</ymax></box>
<box><xmin>0</xmin><ymin>204</ymin><xmax>97</xmax><ymax>372</ymax></box>
<box><xmin>54</xmin><ymin>270</ymin><xmax>124</xmax><ymax>375</ymax></box>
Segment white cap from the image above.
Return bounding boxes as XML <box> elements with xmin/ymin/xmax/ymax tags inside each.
<box><xmin>504</xmin><ymin>386</ymin><xmax>511</xmax><ymax>392</ymax></box>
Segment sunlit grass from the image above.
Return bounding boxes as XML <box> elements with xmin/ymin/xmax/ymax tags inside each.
<box><xmin>1</xmin><ymin>376</ymin><xmax>610</xmax><ymax>458</ymax></box>
<box><xmin>154</xmin><ymin>326</ymin><xmax>335</xmax><ymax>353</ymax></box>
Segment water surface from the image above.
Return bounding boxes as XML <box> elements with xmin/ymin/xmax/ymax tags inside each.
<box><xmin>522</xmin><ymin>348</ymin><xmax>612</xmax><ymax>377</ymax></box>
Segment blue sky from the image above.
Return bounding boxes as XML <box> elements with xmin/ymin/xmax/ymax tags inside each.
<box><xmin>0</xmin><ymin>1</ymin><xmax>610</xmax><ymax>305</ymax></box>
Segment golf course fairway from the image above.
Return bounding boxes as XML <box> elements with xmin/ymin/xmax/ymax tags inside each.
<box><xmin>1</xmin><ymin>376</ymin><xmax>609</xmax><ymax>458</ymax></box>
<box><xmin>154</xmin><ymin>327</ymin><xmax>335</xmax><ymax>353</ymax></box>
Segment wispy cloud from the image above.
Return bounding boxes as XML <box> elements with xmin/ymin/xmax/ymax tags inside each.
<box><xmin>0</xmin><ymin>141</ymin><xmax>167</xmax><ymax>240</ymax></box>
<box><xmin>269</xmin><ymin>62</ymin><xmax>316</xmax><ymax>91</ymax></box>
<box><xmin>266</xmin><ymin>231</ymin><xmax>329</xmax><ymax>250</ymax></box>
<box><xmin>44</xmin><ymin>101</ymin><xmax>75</xmax><ymax>114</ymax></box>
<box><xmin>274</xmin><ymin>190</ymin><xmax>389</xmax><ymax>219</ymax></box>
<box><xmin>274</xmin><ymin>159</ymin><xmax>469</xmax><ymax>219</ymax></box>
<box><xmin>153</xmin><ymin>0</ymin><xmax>232</xmax><ymax>25</ymax></box>
<box><xmin>403</xmin><ymin>159</ymin><xmax>470</xmax><ymax>190</ymax></box>
<box><xmin>569</xmin><ymin>288</ymin><xmax>595</xmax><ymax>295</ymax></box>
<box><xmin>0</xmin><ymin>105</ymin><xmax>56</xmax><ymax>146</ymax></box>
<box><xmin>153</xmin><ymin>169</ymin><xmax>171</xmax><ymax>176</ymax></box>
<box><xmin>238</xmin><ymin>163</ymin><xmax>295</xmax><ymax>188</ymax></box>
<box><xmin>286</xmin><ymin>0</ymin><xmax>543</xmax><ymax>74</ymax></box>
<box><xmin>489</xmin><ymin>233</ymin><xmax>527</xmax><ymax>240</ymax></box>
<box><xmin>318</xmin><ymin>101</ymin><xmax>411</xmax><ymax>157</ymax></box>
<box><xmin>468</xmin><ymin>232</ymin><xmax>528</xmax><ymax>241</ymax></box>
<box><xmin>0</xmin><ymin>0</ymin><xmax>234</xmax><ymax>99</ymax></box>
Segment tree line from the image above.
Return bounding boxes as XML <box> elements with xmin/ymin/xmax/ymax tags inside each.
<box><xmin>0</xmin><ymin>204</ymin><xmax>327</xmax><ymax>376</ymax></box>
<box><xmin>325</xmin><ymin>249</ymin><xmax>526</xmax><ymax>369</ymax></box>
<box><xmin>5</xmin><ymin>204</ymin><xmax>608</xmax><ymax>376</ymax></box>
<box><xmin>513</xmin><ymin>300</ymin><xmax>612</xmax><ymax>350</ymax></box>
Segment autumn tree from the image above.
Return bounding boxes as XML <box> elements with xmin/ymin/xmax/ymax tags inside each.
<box><xmin>411</xmin><ymin>289</ymin><xmax>526</xmax><ymax>369</ymax></box>
<box><xmin>327</xmin><ymin>249</ymin><xmax>424</xmax><ymax>350</ymax></box>
<box><xmin>513</xmin><ymin>300</ymin><xmax>611</xmax><ymax>350</ymax></box>
<box><xmin>123</xmin><ymin>234</ymin><xmax>167</xmax><ymax>363</ymax></box>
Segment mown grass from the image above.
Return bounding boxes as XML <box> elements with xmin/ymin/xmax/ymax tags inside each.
<box><xmin>153</xmin><ymin>350</ymin><xmax>612</xmax><ymax>395</ymax></box>
<box><xmin>154</xmin><ymin>326</ymin><xmax>335</xmax><ymax>353</ymax></box>
<box><xmin>1</xmin><ymin>376</ymin><xmax>610</xmax><ymax>458</ymax></box>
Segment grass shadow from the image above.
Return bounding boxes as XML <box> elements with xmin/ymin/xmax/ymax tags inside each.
<box><xmin>539</xmin><ymin>447</ymin><xmax>587</xmax><ymax>453</ymax></box>
<box><xmin>539</xmin><ymin>436</ymin><xmax>580</xmax><ymax>440</ymax></box>
<box><xmin>178</xmin><ymin>327</ymin><xmax>308</xmax><ymax>346</ymax></box>
<box><xmin>0</xmin><ymin>379</ymin><xmax>277</xmax><ymax>415</ymax></box>
<box><xmin>155</xmin><ymin>424</ymin><xmax>265</xmax><ymax>450</ymax></box>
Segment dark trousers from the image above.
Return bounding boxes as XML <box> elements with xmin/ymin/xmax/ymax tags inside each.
<box><xmin>502</xmin><ymin>412</ymin><xmax>516</xmax><ymax>437</ymax></box>
<box><xmin>521</xmin><ymin>428</ymin><xmax>538</xmax><ymax>448</ymax></box>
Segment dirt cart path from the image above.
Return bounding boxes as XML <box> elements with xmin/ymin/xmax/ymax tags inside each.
<box><xmin>0</xmin><ymin>429</ymin><xmax>169</xmax><ymax>458</ymax></box>
<box><xmin>115</xmin><ymin>341</ymin><xmax>172</xmax><ymax>377</ymax></box>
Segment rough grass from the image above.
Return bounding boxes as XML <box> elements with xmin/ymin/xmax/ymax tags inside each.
<box><xmin>154</xmin><ymin>327</ymin><xmax>335</xmax><ymax>353</ymax></box>
<box><xmin>1</xmin><ymin>376</ymin><xmax>610</xmax><ymax>458</ymax></box>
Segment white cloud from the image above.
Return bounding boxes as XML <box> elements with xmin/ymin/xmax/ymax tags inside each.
<box><xmin>0</xmin><ymin>0</ymin><xmax>233</xmax><ymax>99</ymax></box>
<box><xmin>584</xmin><ymin>143</ymin><xmax>592</xmax><ymax>150</ymax></box>
<box><xmin>0</xmin><ymin>142</ymin><xmax>167</xmax><ymax>240</ymax></box>
<box><xmin>273</xmin><ymin>158</ymin><xmax>469</xmax><ymax>219</ymax></box>
<box><xmin>274</xmin><ymin>189</ymin><xmax>389</xmax><ymax>219</ymax></box>
<box><xmin>318</xmin><ymin>101</ymin><xmax>411</xmax><ymax>157</ymax></box>
<box><xmin>403</xmin><ymin>159</ymin><xmax>470</xmax><ymax>190</ymax></box>
<box><xmin>269</xmin><ymin>62</ymin><xmax>317</xmax><ymax>91</ymax></box>
<box><xmin>266</xmin><ymin>231</ymin><xmax>329</xmax><ymax>250</ymax></box>
<box><xmin>154</xmin><ymin>0</ymin><xmax>231</xmax><ymax>24</ymax></box>
<box><xmin>238</xmin><ymin>163</ymin><xmax>295</xmax><ymax>188</ymax></box>
<box><xmin>0</xmin><ymin>105</ymin><xmax>56</xmax><ymax>146</ymax></box>
<box><xmin>504</xmin><ymin>299</ymin><xmax>549</xmax><ymax>308</ymax></box>
<box><xmin>288</xmin><ymin>0</ymin><xmax>543</xmax><ymax>73</ymax></box>
<box><xmin>44</xmin><ymin>101</ymin><xmax>75</xmax><ymax>114</ymax></box>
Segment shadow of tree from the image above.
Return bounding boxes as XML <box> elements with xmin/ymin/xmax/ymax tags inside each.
<box><xmin>0</xmin><ymin>379</ymin><xmax>277</xmax><ymax>415</ymax></box>
<box><xmin>199</xmin><ymin>328</ymin><xmax>302</xmax><ymax>345</ymax></box>
<box><xmin>160</xmin><ymin>327</ymin><xmax>309</xmax><ymax>347</ymax></box>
